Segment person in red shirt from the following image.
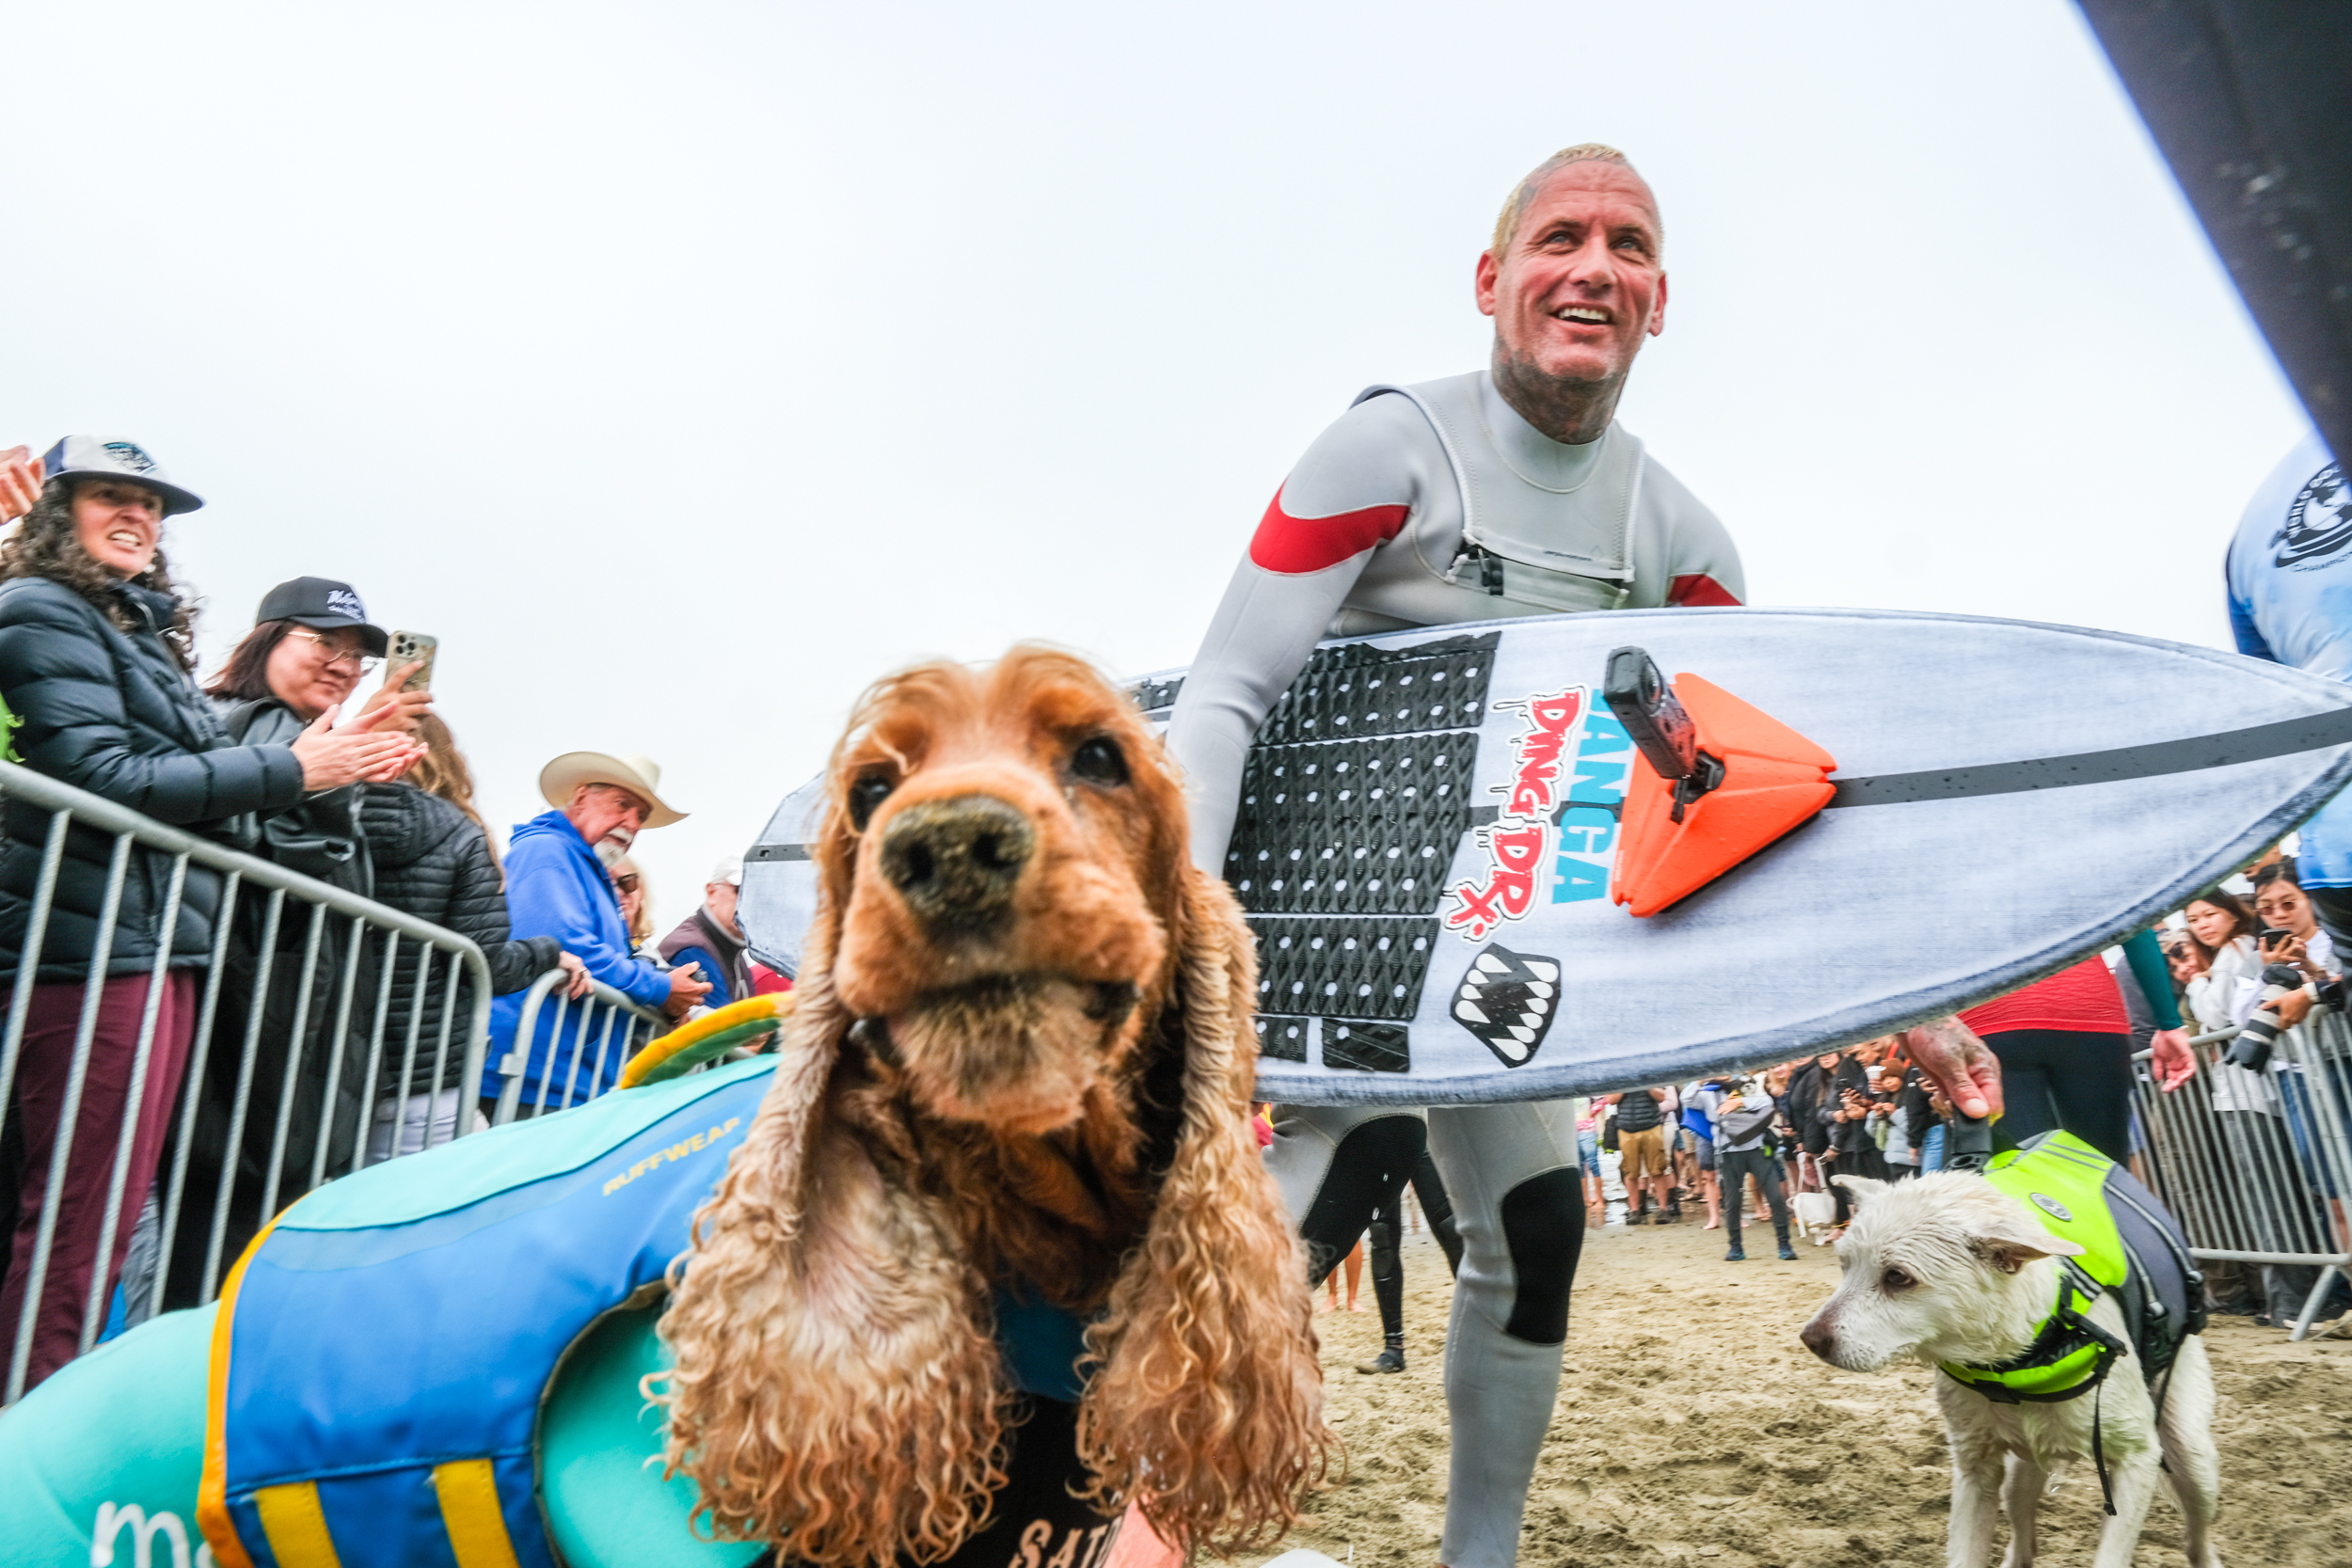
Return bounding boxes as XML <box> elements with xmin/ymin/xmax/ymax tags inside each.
<box><xmin>1957</xmin><ymin>953</ymin><xmax>2145</xmax><ymax>1164</ymax></box>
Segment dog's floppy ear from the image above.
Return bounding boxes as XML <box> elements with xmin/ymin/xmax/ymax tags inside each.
<box><xmin>1966</xmin><ymin>1194</ymin><xmax>2089</xmax><ymax>1275</ymax></box>
<box><xmin>1831</xmin><ymin>1174</ymin><xmax>1891</xmax><ymax>1209</ymax></box>
<box><xmin>653</xmin><ymin>901</ymin><xmax>1010</xmax><ymax>1564</ymax></box>
<box><xmin>1075</xmin><ymin>864</ymin><xmax>1333</xmax><ymax>1556</ymax></box>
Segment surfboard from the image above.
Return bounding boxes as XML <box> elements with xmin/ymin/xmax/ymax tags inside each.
<box><xmin>742</xmin><ymin>607</ymin><xmax>2352</xmax><ymax>1106</ymax></box>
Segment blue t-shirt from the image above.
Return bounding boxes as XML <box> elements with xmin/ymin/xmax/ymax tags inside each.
<box><xmin>2225</xmin><ymin>434</ymin><xmax>2352</xmax><ymax>885</ymax></box>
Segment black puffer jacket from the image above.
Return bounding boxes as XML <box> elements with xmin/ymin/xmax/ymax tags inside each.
<box><xmin>0</xmin><ymin>577</ymin><xmax>303</xmax><ymax>980</ymax></box>
<box><xmin>359</xmin><ymin>783</ymin><xmax>561</xmax><ymax>1096</ymax></box>
<box><xmin>217</xmin><ymin>696</ymin><xmax>369</xmax><ymax>897</ymax></box>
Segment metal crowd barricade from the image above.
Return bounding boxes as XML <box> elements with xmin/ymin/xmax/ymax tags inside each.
<box><xmin>2133</xmin><ymin>1017</ymin><xmax>2352</xmax><ymax>1340</ymax></box>
<box><xmin>0</xmin><ymin>758</ymin><xmax>494</xmax><ymax>1403</ymax></box>
<box><xmin>487</xmin><ymin>967</ymin><xmax>670</xmax><ymax>1124</ymax></box>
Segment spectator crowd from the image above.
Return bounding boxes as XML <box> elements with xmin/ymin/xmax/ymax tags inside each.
<box><xmin>0</xmin><ymin>436</ymin><xmax>781</xmax><ymax>1390</ymax></box>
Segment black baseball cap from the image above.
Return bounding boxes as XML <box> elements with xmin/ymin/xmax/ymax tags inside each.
<box><xmin>256</xmin><ymin>578</ymin><xmax>389</xmax><ymax>657</ymax></box>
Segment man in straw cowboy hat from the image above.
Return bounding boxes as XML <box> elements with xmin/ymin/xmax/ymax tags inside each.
<box><xmin>480</xmin><ymin>750</ymin><xmax>711</xmax><ymax>1117</ymax></box>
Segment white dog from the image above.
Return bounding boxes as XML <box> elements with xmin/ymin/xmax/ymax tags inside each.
<box><xmin>1799</xmin><ymin>1172</ymin><xmax>2221</xmax><ymax>1568</ymax></box>
<box><xmin>1788</xmin><ymin>1184</ymin><xmax>1840</xmax><ymax>1243</ymax></box>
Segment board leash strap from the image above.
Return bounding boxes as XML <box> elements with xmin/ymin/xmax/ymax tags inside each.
<box><xmin>1824</xmin><ymin>703</ymin><xmax>2352</xmax><ymax>807</ymax></box>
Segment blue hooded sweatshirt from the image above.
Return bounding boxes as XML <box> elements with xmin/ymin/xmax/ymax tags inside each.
<box><xmin>484</xmin><ymin>810</ymin><xmax>672</xmax><ymax>1107</ymax></box>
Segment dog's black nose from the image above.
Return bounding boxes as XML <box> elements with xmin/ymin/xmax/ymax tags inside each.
<box><xmin>1798</xmin><ymin>1316</ymin><xmax>1836</xmax><ymax>1361</ymax></box>
<box><xmin>880</xmin><ymin>794</ymin><xmax>1036</xmax><ymax>930</ymax></box>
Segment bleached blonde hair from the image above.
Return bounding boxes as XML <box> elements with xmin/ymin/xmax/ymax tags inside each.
<box><xmin>1489</xmin><ymin>143</ymin><xmax>1661</xmax><ymax>260</ymax></box>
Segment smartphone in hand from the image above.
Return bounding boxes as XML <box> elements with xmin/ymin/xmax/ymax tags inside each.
<box><xmin>387</xmin><ymin>631</ymin><xmax>438</xmax><ymax>694</ymax></box>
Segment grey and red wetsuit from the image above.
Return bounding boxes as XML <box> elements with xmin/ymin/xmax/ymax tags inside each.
<box><xmin>1168</xmin><ymin>368</ymin><xmax>1741</xmax><ymax>1568</ymax></box>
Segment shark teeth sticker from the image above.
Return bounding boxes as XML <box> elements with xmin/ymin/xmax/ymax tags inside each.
<box><xmin>1451</xmin><ymin>942</ymin><xmax>1562</xmax><ymax>1068</ymax></box>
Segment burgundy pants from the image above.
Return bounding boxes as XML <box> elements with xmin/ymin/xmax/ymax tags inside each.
<box><xmin>0</xmin><ymin>970</ymin><xmax>197</xmax><ymax>1390</ymax></box>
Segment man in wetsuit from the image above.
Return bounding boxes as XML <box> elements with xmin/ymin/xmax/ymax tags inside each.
<box><xmin>1167</xmin><ymin>144</ymin><xmax>2003</xmax><ymax>1568</ymax></box>
<box><xmin>1168</xmin><ymin>144</ymin><xmax>1735</xmax><ymax>1568</ymax></box>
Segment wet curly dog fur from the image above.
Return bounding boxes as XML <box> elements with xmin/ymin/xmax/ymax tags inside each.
<box><xmin>654</xmin><ymin>647</ymin><xmax>1331</xmax><ymax>1564</ymax></box>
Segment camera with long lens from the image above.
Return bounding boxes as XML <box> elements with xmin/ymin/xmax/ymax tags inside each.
<box><xmin>2224</xmin><ymin>962</ymin><xmax>2311</xmax><ymax>1070</ymax></box>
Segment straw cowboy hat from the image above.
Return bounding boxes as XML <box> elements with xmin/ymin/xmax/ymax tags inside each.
<box><xmin>538</xmin><ymin>751</ymin><xmax>688</xmax><ymax>829</ymax></box>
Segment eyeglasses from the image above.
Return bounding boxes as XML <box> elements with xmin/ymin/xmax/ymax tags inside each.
<box><xmin>615</xmin><ymin>874</ymin><xmax>642</xmax><ymax>893</ymax></box>
<box><xmin>285</xmin><ymin>628</ymin><xmax>381</xmax><ymax>674</ymax></box>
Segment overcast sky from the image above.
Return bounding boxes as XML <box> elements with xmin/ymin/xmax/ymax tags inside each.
<box><xmin>2</xmin><ymin>1</ymin><xmax>2311</xmax><ymax>937</ymax></box>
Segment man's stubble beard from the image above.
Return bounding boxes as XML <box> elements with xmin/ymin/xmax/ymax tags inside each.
<box><xmin>1488</xmin><ymin>341</ymin><xmax>1629</xmax><ymax>447</ymax></box>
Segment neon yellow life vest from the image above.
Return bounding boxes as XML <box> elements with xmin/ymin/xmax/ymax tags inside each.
<box><xmin>1937</xmin><ymin>1131</ymin><xmax>2199</xmax><ymax>1404</ymax></box>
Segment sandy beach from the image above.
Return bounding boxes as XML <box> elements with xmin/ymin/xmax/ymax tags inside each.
<box><xmin>1283</xmin><ymin>1213</ymin><xmax>2352</xmax><ymax>1568</ymax></box>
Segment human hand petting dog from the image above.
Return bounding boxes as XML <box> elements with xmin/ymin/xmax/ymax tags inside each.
<box><xmin>1900</xmin><ymin>1014</ymin><xmax>2001</xmax><ymax>1120</ymax></box>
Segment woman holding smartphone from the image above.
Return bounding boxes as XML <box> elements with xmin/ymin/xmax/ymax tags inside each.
<box><xmin>148</xmin><ymin>578</ymin><xmax>431</xmax><ymax>1310</ymax></box>
<box><xmin>2250</xmin><ymin>864</ymin><xmax>2338</xmax><ymax>1014</ymax></box>
<box><xmin>2184</xmin><ymin>885</ymin><xmax>2312</xmax><ymax>1323</ymax></box>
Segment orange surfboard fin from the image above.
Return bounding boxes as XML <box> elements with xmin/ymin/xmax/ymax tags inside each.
<box><xmin>1610</xmin><ymin>673</ymin><xmax>1836</xmax><ymax>917</ymax></box>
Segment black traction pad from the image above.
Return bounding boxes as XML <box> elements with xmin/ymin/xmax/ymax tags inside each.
<box><xmin>1215</xmin><ymin>634</ymin><xmax>1499</xmax><ymax>1075</ymax></box>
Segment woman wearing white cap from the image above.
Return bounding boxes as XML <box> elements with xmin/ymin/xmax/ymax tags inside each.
<box><xmin>0</xmin><ymin>439</ymin><xmax>416</xmax><ymax>1388</ymax></box>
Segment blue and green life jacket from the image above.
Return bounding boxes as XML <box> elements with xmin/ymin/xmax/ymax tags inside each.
<box><xmin>1938</xmin><ymin>1130</ymin><xmax>2206</xmax><ymax>1405</ymax></box>
<box><xmin>194</xmin><ymin>1055</ymin><xmax>1091</xmax><ymax>1568</ymax></box>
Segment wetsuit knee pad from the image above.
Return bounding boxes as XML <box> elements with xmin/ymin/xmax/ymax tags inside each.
<box><xmin>1498</xmin><ymin>1166</ymin><xmax>1584</xmax><ymax>1344</ymax></box>
<box><xmin>1296</xmin><ymin>1113</ymin><xmax>1426</xmax><ymax>1285</ymax></box>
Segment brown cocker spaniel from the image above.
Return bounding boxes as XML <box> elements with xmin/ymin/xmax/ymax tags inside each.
<box><xmin>657</xmin><ymin>646</ymin><xmax>1330</xmax><ymax>1563</ymax></box>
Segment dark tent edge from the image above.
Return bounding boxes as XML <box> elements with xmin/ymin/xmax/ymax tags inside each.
<box><xmin>2076</xmin><ymin>0</ymin><xmax>2352</xmax><ymax>461</ymax></box>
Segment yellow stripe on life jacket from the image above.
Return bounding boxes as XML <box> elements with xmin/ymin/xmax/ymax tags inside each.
<box><xmin>253</xmin><ymin>1481</ymin><xmax>341</xmax><ymax>1567</ymax></box>
<box><xmin>433</xmin><ymin>1459</ymin><xmax>525</xmax><ymax>1568</ymax></box>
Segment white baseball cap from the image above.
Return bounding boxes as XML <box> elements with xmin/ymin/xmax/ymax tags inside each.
<box><xmin>40</xmin><ymin>436</ymin><xmax>203</xmax><ymax>515</ymax></box>
<box><xmin>709</xmin><ymin>855</ymin><xmax>743</xmax><ymax>887</ymax></box>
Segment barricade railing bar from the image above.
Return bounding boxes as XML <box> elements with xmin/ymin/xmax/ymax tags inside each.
<box><xmin>488</xmin><ymin>967</ymin><xmax>669</xmax><ymax>1125</ymax></box>
<box><xmin>0</xmin><ymin>757</ymin><xmax>494</xmax><ymax>1403</ymax></box>
<box><xmin>2133</xmin><ymin>1015</ymin><xmax>2352</xmax><ymax>1340</ymax></box>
